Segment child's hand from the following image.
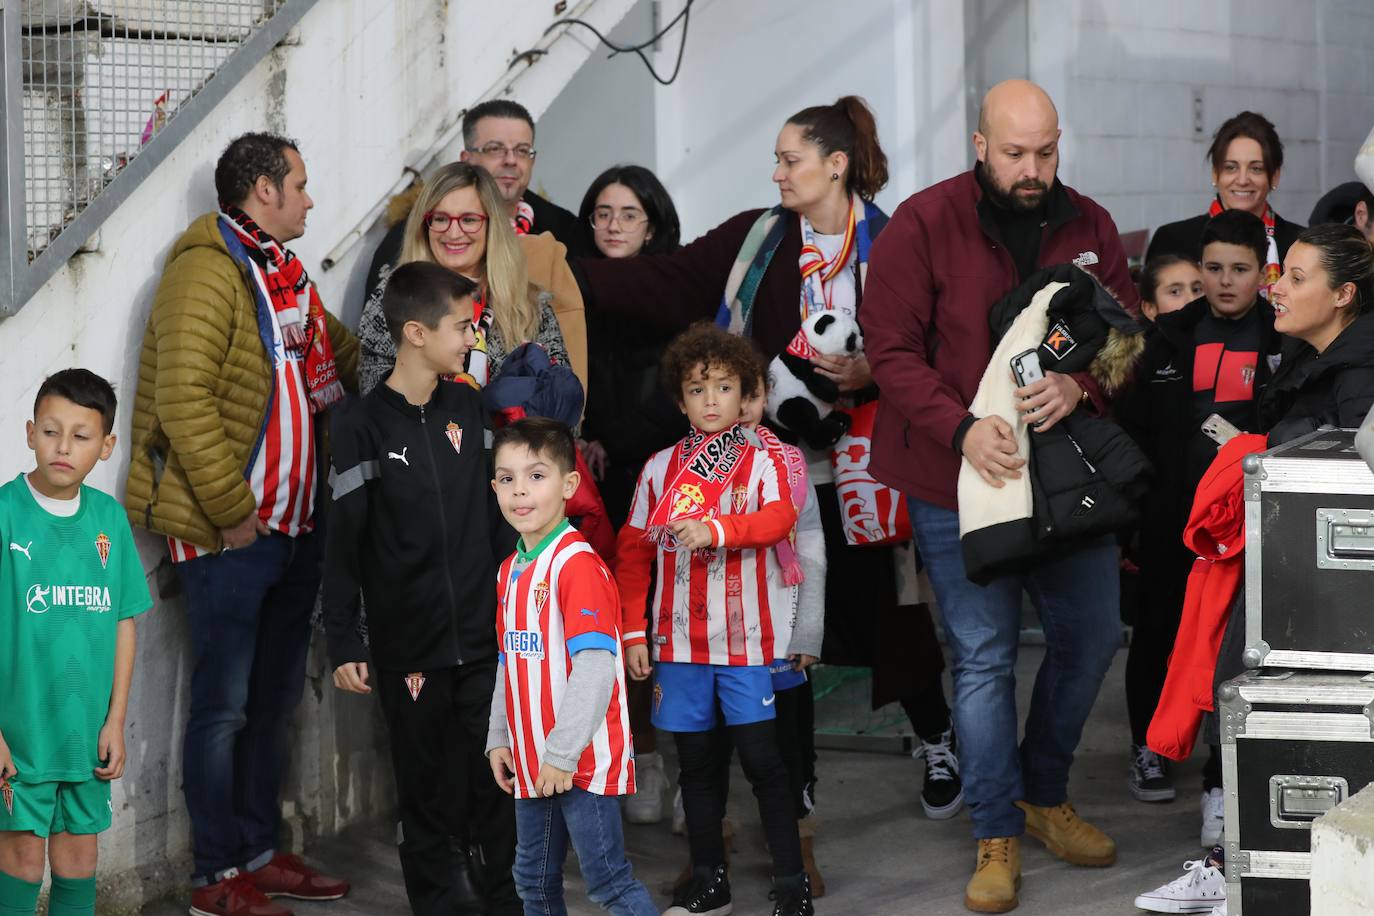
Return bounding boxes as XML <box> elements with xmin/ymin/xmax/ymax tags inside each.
<box><xmin>536</xmin><ymin>763</ymin><xmax>575</xmax><ymax>797</ymax></box>
<box><xmin>333</xmin><ymin>662</ymin><xmax>372</xmax><ymax>694</ymax></box>
<box><xmin>790</xmin><ymin>653</ymin><xmax>818</xmax><ymax>672</ymax></box>
<box><xmin>0</xmin><ymin>732</ymin><xmax>16</xmax><ymax>781</ymax></box>
<box><xmin>94</xmin><ymin>720</ymin><xmax>126</xmax><ymax>781</ymax></box>
<box><xmin>626</xmin><ymin>644</ymin><xmax>652</xmax><ymax>681</ymax></box>
<box><xmin>668</xmin><ymin>519</ymin><xmax>713</xmax><ymax>551</ymax></box>
<box><xmin>489</xmin><ymin>747</ymin><xmax>516</xmax><ymax>795</ymax></box>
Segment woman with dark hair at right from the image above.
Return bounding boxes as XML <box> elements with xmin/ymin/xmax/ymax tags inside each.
<box><xmin>1147</xmin><ymin>111</ymin><xmax>1305</xmax><ymax>295</ymax></box>
<box><xmin>1260</xmin><ymin>222</ymin><xmax>1374</xmax><ymax>442</ymax></box>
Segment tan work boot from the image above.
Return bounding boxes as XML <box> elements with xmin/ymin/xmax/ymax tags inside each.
<box><xmin>799</xmin><ymin>817</ymin><xmax>826</xmax><ymax>897</ymax></box>
<box><xmin>964</xmin><ymin>837</ymin><xmax>1020</xmax><ymax>913</ymax></box>
<box><xmin>1015</xmin><ymin>800</ymin><xmax>1116</xmax><ymax>866</ymax></box>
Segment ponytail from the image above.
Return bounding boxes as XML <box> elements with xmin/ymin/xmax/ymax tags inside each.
<box><xmin>1297</xmin><ymin>223</ymin><xmax>1374</xmax><ymax>319</ymax></box>
<box><xmin>786</xmin><ymin>95</ymin><xmax>889</xmax><ymax>200</ymax></box>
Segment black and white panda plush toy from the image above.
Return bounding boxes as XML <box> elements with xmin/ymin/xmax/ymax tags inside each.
<box><xmin>766</xmin><ymin>311</ymin><xmax>863</xmax><ymax>449</ymax></box>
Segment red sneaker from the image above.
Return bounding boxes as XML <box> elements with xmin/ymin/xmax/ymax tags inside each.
<box><xmin>248</xmin><ymin>853</ymin><xmax>350</xmax><ymax>901</ymax></box>
<box><xmin>190</xmin><ymin>870</ymin><xmax>293</xmax><ymax>916</ymax></box>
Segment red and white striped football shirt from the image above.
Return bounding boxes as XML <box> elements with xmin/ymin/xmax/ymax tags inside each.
<box><xmin>168</xmin><ymin>266</ymin><xmax>317</xmax><ymax>562</ymax></box>
<box><xmin>496</xmin><ymin>524</ymin><xmax>635</xmax><ymax>799</ymax></box>
<box><xmin>616</xmin><ymin>439</ymin><xmax>796</xmax><ymax>666</ymax></box>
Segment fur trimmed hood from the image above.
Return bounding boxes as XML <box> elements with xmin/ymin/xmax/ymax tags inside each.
<box><xmin>989</xmin><ymin>262</ymin><xmax>1148</xmax><ymax>395</ymax></box>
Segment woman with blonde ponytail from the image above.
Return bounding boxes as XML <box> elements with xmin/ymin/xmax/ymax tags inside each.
<box><xmin>357</xmin><ymin>161</ymin><xmax>586</xmax><ymax>396</ymax></box>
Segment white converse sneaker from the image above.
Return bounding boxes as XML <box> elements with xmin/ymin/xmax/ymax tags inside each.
<box><xmin>623</xmin><ymin>752</ymin><xmax>668</xmax><ymax>824</ymax></box>
<box><xmin>1132</xmin><ymin>858</ymin><xmax>1226</xmax><ymax>913</ymax></box>
<box><xmin>1207</xmin><ymin>900</ymin><xmax>1227</xmax><ymax>916</ymax></box>
<box><xmin>1200</xmin><ymin>788</ymin><xmax>1225</xmax><ymax>847</ymax></box>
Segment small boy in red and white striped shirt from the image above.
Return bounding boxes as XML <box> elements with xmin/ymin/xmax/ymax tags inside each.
<box><xmin>616</xmin><ymin>323</ymin><xmax>812</xmax><ymax>915</ymax></box>
<box><xmin>486</xmin><ymin>418</ymin><xmax>656</xmax><ymax>915</ymax></box>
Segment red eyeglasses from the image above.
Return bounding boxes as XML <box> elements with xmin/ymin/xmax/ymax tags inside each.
<box><xmin>424</xmin><ymin>210</ymin><xmax>488</xmax><ymax>234</ymax></box>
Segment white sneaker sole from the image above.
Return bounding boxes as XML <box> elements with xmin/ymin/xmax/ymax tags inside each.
<box><xmin>1131</xmin><ymin>894</ymin><xmax>1221</xmax><ymax>914</ymax></box>
<box><xmin>922</xmin><ymin>788</ymin><xmax>965</xmax><ymax>819</ymax></box>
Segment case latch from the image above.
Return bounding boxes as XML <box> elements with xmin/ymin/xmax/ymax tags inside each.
<box><xmin>1316</xmin><ymin>509</ymin><xmax>1374</xmax><ymax>570</ymax></box>
<box><xmin>1269</xmin><ymin>775</ymin><xmax>1348</xmax><ymax>829</ymax></box>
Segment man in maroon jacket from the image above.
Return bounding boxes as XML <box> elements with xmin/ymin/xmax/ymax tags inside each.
<box><xmin>863</xmin><ymin>80</ymin><xmax>1138</xmax><ymax>914</ymax></box>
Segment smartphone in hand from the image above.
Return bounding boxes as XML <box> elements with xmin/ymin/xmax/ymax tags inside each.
<box><xmin>1201</xmin><ymin>412</ymin><xmax>1242</xmax><ymax>446</ymax></box>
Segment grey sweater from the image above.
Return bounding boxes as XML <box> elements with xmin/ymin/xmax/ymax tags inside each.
<box><xmin>486</xmin><ymin>649</ymin><xmax>616</xmax><ymax>772</ymax></box>
<box><xmin>788</xmin><ymin>481</ymin><xmax>826</xmax><ymax>659</ymax></box>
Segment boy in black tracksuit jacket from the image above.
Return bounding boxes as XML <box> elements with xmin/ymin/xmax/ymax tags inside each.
<box><xmin>322</xmin><ymin>262</ymin><xmax>519</xmax><ymax>916</ymax></box>
<box><xmin>1115</xmin><ymin>209</ymin><xmax>1279</xmax><ymax>808</ymax></box>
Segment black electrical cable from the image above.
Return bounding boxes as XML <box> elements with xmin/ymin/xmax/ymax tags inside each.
<box><xmin>527</xmin><ymin>0</ymin><xmax>694</xmax><ymax>86</ymax></box>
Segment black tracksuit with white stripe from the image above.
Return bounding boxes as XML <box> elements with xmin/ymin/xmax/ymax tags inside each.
<box><xmin>322</xmin><ymin>376</ymin><xmax>513</xmax><ymax>672</ymax></box>
<box><xmin>322</xmin><ymin>376</ymin><xmax>521</xmax><ymax>915</ymax></box>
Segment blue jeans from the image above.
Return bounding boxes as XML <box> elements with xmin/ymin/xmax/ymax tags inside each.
<box><xmin>513</xmin><ymin>787</ymin><xmax>656</xmax><ymax>916</ymax></box>
<box><xmin>908</xmin><ymin>498</ymin><xmax>1121</xmax><ymax>839</ymax></box>
<box><xmin>177</xmin><ymin>531</ymin><xmax>321</xmax><ymax>881</ymax></box>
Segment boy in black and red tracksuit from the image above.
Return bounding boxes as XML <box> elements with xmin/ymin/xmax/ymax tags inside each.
<box><xmin>321</xmin><ymin>262</ymin><xmax>519</xmax><ymax>916</ymax></box>
<box><xmin>1116</xmin><ymin>208</ymin><xmax>1279</xmax><ymax>826</ymax></box>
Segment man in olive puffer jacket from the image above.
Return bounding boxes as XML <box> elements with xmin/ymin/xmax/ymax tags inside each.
<box><xmin>125</xmin><ymin>133</ymin><xmax>356</xmax><ymax>916</ymax></box>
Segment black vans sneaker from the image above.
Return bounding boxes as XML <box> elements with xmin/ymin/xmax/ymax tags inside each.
<box><xmin>1129</xmin><ymin>743</ymin><xmax>1176</xmax><ymax>803</ymax></box>
<box><xmin>916</xmin><ymin>727</ymin><xmax>964</xmax><ymax>819</ymax></box>
<box><xmin>664</xmin><ymin>864</ymin><xmax>732</xmax><ymax>916</ymax></box>
<box><xmin>769</xmin><ymin>873</ymin><xmax>814</xmax><ymax>916</ymax></box>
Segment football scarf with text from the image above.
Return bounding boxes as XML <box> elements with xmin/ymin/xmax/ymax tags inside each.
<box><xmin>647</xmin><ymin>424</ymin><xmax>754</xmax><ymax>555</ymax></box>
<box><xmin>1208</xmin><ymin>197</ymin><xmax>1281</xmax><ymax>299</ymax></box>
<box><xmin>755</xmin><ymin>424</ymin><xmax>806</xmax><ymax>585</ymax></box>
<box><xmin>219</xmin><ymin>205</ymin><xmax>344</xmax><ymax>412</ymax></box>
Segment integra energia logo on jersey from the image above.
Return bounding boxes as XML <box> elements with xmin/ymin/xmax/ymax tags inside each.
<box><xmin>26</xmin><ymin>583</ymin><xmax>112</xmax><ymax>615</ymax></box>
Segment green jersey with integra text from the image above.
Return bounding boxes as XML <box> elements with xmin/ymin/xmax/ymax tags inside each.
<box><xmin>0</xmin><ymin>473</ymin><xmax>152</xmax><ymax>782</ymax></box>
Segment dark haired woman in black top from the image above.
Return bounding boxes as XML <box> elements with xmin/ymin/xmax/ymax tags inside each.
<box><xmin>575</xmin><ymin>164</ymin><xmax>687</xmax><ymax>832</ymax></box>
<box><xmin>1147</xmin><ymin>111</ymin><xmax>1304</xmax><ymax>293</ymax></box>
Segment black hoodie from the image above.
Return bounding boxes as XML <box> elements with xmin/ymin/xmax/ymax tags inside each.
<box><xmin>1259</xmin><ymin>311</ymin><xmax>1374</xmax><ymax>445</ymax></box>
<box><xmin>322</xmin><ymin>377</ymin><xmax>516</xmax><ymax>671</ymax></box>
<box><xmin>1115</xmin><ymin>296</ymin><xmax>1279</xmax><ymax>619</ymax></box>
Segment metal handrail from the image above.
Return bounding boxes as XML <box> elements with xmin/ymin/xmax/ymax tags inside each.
<box><xmin>0</xmin><ymin>0</ymin><xmax>321</xmax><ymax>316</ymax></box>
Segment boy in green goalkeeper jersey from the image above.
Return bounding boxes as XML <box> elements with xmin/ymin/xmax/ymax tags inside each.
<box><xmin>0</xmin><ymin>369</ymin><xmax>151</xmax><ymax>916</ymax></box>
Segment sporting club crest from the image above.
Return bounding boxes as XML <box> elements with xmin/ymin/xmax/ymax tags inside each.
<box><xmin>95</xmin><ymin>532</ymin><xmax>111</xmax><ymax>569</ymax></box>
<box><xmin>731</xmin><ymin>483</ymin><xmax>748</xmax><ymax>513</ymax></box>
<box><xmin>404</xmin><ymin>672</ymin><xmax>426</xmax><ymax>702</ymax></box>
<box><xmin>533</xmin><ymin>580</ymin><xmax>550</xmax><ymax>614</ymax></box>
<box><xmin>445</xmin><ymin>421</ymin><xmax>463</xmax><ymax>454</ymax></box>
<box><xmin>669</xmin><ymin>483</ymin><xmax>705</xmax><ymax>520</ymax></box>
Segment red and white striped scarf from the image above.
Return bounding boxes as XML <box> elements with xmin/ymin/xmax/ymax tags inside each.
<box><xmin>219</xmin><ymin>205</ymin><xmax>344</xmax><ymax>412</ymax></box>
<box><xmin>798</xmin><ymin>197</ymin><xmax>857</xmax><ymax>319</ymax></box>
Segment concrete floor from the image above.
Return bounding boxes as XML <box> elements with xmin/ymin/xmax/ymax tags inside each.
<box><xmin>150</xmin><ymin>645</ymin><xmax>1216</xmax><ymax>915</ymax></box>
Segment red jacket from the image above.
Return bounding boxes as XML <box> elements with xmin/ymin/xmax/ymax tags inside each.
<box><xmin>1147</xmin><ymin>434</ymin><xmax>1268</xmax><ymax>761</ymax></box>
<box><xmin>861</xmin><ymin>168</ymin><xmax>1138</xmax><ymax>509</ymax></box>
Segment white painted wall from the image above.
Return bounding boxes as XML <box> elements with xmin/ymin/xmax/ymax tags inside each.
<box><xmin>1029</xmin><ymin>0</ymin><xmax>1374</xmax><ymax>239</ymax></box>
<box><xmin>540</xmin><ymin>0</ymin><xmax>1374</xmax><ymax>250</ymax></box>
<box><xmin>537</xmin><ymin>0</ymin><xmax>970</xmax><ymax>240</ymax></box>
<box><xmin>654</xmin><ymin>0</ymin><xmax>969</xmax><ymax>237</ymax></box>
<box><xmin>0</xmin><ymin>0</ymin><xmax>633</xmax><ymax>906</ymax></box>
<box><xmin>534</xmin><ymin>0</ymin><xmax>660</xmax><ymax>215</ymax></box>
